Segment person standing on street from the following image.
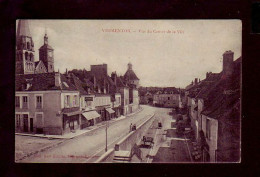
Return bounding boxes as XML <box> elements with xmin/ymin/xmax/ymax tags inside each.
<box><xmin>130</xmin><ymin>123</ymin><xmax>133</xmax><ymax>132</ymax></box>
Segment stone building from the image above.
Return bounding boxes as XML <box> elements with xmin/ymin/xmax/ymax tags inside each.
<box><xmin>16</xmin><ymin>19</ymin><xmax>54</xmax><ymax>75</ymax></box>
<box><xmin>153</xmin><ymin>88</ymin><xmax>180</xmax><ymax>108</ymax></box>
<box><xmin>184</xmin><ymin>50</ymin><xmax>241</xmax><ymax>162</ymax></box>
<box><xmin>15</xmin><ymin>72</ymin><xmax>81</xmax><ymax>135</ymax></box>
<box><xmin>123</xmin><ymin>63</ymin><xmax>140</xmax><ymax>113</ymax></box>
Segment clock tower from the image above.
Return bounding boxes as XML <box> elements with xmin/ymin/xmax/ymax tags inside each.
<box><xmin>39</xmin><ymin>32</ymin><xmax>54</xmax><ymax>73</ymax></box>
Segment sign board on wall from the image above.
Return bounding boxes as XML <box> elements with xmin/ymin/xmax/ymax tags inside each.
<box><xmin>85</xmin><ymin>97</ymin><xmax>93</xmax><ymax>101</ymax></box>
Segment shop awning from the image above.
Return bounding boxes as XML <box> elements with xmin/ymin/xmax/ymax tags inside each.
<box><xmin>106</xmin><ymin>108</ymin><xmax>115</xmax><ymax>114</ymax></box>
<box><xmin>64</xmin><ymin>110</ymin><xmax>82</xmax><ymax>116</ymax></box>
<box><xmin>82</xmin><ymin>111</ymin><xmax>100</xmax><ymax>120</ymax></box>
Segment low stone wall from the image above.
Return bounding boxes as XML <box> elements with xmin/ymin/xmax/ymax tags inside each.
<box><xmin>95</xmin><ymin>113</ymin><xmax>155</xmax><ymax>163</ymax></box>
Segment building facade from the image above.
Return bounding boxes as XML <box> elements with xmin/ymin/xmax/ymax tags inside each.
<box><xmin>15</xmin><ymin>73</ymin><xmax>81</xmax><ymax>135</ymax></box>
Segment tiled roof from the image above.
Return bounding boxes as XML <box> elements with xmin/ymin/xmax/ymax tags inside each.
<box><xmin>162</xmin><ymin>87</ymin><xmax>179</xmax><ymax>94</ymax></box>
<box><xmin>117</xmin><ymin>76</ymin><xmax>127</xmax><ymax>88</ymax></box>
<box><xmin>67</xmin><ymin>73</ymin><xmax>88</xmax><ymax>95</ymax></box>
<box><xmin>124</xmin><ymin>69</ymin><xmax>139</xmax><ymax>80</ymax></box>
<box><xmin>196</xmin><ymin>73</ymin><xmax>222</xmax><ymax>99</ymax></box>
<box><xmin>201</xmin><ymin>57</ymin><xmax>241</xmax><ymax>120</ymax></box>
<box><xmin>15</xmin><ymin>72</ymin><xmax>77</xmax><ymax>91</ymax></box>
<box><xmin>185</xmin><ymin>83</ymin><xmax>194</xmax><ymax>90</ymax></box>
<box><xmin>39</xmin><ymin>44</ymin><xmax>54</xmax><ymax>50</ymax></box>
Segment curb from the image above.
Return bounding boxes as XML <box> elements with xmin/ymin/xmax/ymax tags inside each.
<box><xmin>15</xmin><ymin>107</ymin><xmax>144</xmax><ymax>140</ymax></box>
<box><xmin>15</xmin><ymin>107</ymin><xmax>144</xmax><ymax>162</ymax></box>
<box><xmin>94</xmin><ymin>112</ymin><xmax>155</xmax><ymax>163</ymax></box>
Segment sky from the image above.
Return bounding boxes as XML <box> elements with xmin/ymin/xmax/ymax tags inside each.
<box><xmin>17</xmin><ymin>20</ymin><xmax>241</xmax><ymax>88</ymax></box>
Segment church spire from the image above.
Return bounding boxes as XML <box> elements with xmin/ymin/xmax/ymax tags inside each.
<box><xmin>44</xmin><ymin>27</ymin><xmax>48</xmax><ymax>45</ymax></box>
<box><xmin>16</xmin><ymin>20</ymin><xmax>35</xmax><ymax>74</ymax></box>
<box><xmin>17</xmin><ymin>20</ymin><xmax>32</xmax><ymax>38</ymax></box>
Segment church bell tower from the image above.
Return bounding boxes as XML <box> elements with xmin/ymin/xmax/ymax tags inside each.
<box><xmin>39</xmin><ymin>30</ymin><xmax>54</xmax><ymax>73</ymax></box>
<box><xmin>16</xmin><ymin>20</ymin><xmax>35</xmax><ymax>74</ymax></box>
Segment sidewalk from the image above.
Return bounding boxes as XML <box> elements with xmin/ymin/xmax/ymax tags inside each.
<box><xmin>15</xmin><ymin>107</ymin><xmax>143</xmax><ymax>140</ymax></box>
<box><xmin>135</xmin><ymin>109</ymin><xmax>192</xmax><ymax>163</ymax></box>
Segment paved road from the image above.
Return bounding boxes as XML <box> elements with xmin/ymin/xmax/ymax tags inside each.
<box><xmin>130</xmin><ymin>107</ymin><xmax>192</xmax><ymax>163</ymax></box>
<box><xmin>20</xmin><ymin>105</ymin><xmax>156</xmax><ymax>163</ymax></box>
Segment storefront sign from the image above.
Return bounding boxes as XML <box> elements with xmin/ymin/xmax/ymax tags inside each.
<box><xmin>85</xmin><ymin>97</ymin><xmax>93</xmax><ymax>101</ymax></box>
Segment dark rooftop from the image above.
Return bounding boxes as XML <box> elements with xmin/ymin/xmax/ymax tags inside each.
<box><xmin>15</xmin><ymin>72</ymin><xmax>77</xmax><ymax>91</ymax></box>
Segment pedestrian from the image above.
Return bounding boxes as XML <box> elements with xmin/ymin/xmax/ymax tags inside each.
<box><xmin>130</xmin><ymin>123</ymin><xmax>132</xmax><ymax>132</ymax></box>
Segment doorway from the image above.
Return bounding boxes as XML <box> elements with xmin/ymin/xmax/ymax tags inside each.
<box><xmin>23</xmin><ymin>115</ymin><xmax>28</xmax><ymax>132</ymax></box>
<box><xmin>30</xmin><ymin>118</ymin><xmax>33</xmax><ymax>132</ymax></box>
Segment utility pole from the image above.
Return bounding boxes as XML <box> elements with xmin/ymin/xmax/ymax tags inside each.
<box><xmin>105</xmin><ymin>108</ymin><xmax>108</xmax><ymax>152</ymax></box>
<box><xmin>105</xmin><ymin>119</ymin><xmax>108</xmax><ymax>152</ymax></box>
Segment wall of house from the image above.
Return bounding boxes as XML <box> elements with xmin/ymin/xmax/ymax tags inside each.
<box><xmin>15</xmin><ymin>91</ymin><xmax>62</xmax><ymax>135</ymax></box>
<box><xmin>114</xmin><ymin>94</ymin><xmax>121</xmax><ymax>108</ymax></box>
<box><xmin>133</xmin><ymin>89</ymin><xmax>139</xmax><ymax>105</ymax></box>
<box><xmin>80</xmin><ymin>95</ymin><xmax>95</xmax><ymax>111</ymax></box>
<box><xmin>190</xmin><ymin>98</ymin><xmax>198</xmax><ymax>138</ymax></box>
<box><xmin>153</xmin><ymin>94</ymin><xmax>180</xmax><ymax>108</ymax></box>
<box><xmin>94</xmin><ymin>95</ymin><xmax>112</xmax><ymax>107</ymax></box>
<box><xmin>198</xmin><ymin>99</ymin><xmax>204</xmax><ymax>132</ymax></box>
<box><xmin>201</xmin><ymin>115</ymin><xmax>218</xmax><ymax>162</ymax></box>
<box><xmin>217</xmin><ymin>120</ymin><xmax>240</xmax><ymax>162</ymax></box>
<box><xmin>61</xmin><ymin>92</ymin><xmax>80</xmax><ymax>109</ymax></box>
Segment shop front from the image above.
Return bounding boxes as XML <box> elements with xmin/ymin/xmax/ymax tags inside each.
<box><xmin>81</xmin><ymin>111</ymin><xmax>101</xmax><ymax>129</ymax></box>
<box><xmin>112</xmin><ymin>106</ymin><xmax>121</xmax><ymax>118</ymax></box>
<box><xmin>106</xmin><ymin>107</ymin><xmax>115</xmax><ymax>120</ymax></box>
<box><xmin>63</xmin><ymin>110</ymin><xmax>82</xmax><ymax>133</ymax></box>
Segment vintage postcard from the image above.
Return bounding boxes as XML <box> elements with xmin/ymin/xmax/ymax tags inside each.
<box><xmin>15</xmin><ymin>20</ymin><xmax>241</xmax><ymax>163</ymax></box>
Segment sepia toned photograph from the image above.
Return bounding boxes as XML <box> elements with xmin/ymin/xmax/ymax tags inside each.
<box><xmin>15</xmin><ymin>20</ymin><xmax>241</xmax><ymax>163</ymax></box>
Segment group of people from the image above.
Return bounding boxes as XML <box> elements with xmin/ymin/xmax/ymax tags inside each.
<box><xmin>129</xmin><ymin>123</ymin><xmax>136</xmax><ymax>132</ymax></box>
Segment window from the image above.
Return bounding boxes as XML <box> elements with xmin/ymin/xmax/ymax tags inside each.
<box><xmin>25</xmin><ymin>52</ymin><xmax>28</xmax><ymax>60</ymax></box>
<box><xmin>15</xmin><ymin>96</ymin><xmax>20</xmax><ymax>108</ymax></box>
<box><xmin>168</xmin><ymin>97</ymin><xmax>170</xmax><ymax>100</ymax></box>
<box><xmin>73</xmin><ymin>95</ymin><xmax>77</xmax><ymax>107</ymax></box>
<box><xmin>22</xmin><ymin>96</ymin><xmax>28</xmax><ymax>109</ymax></box>
<box><xmin>65</xmin><ymin>95</ymin><xmax>70</xmax><ymax>107</ymax></box>
<box><xmin>206</xmin><ymin>119</ymin><xmax>211</xmax><ymax>139</ymax></box>
<box><xmin>27</xmin><ymin>42</ymin><xmax>30</xmax><ymax>50</ymax></box>
<box><xmin>16</xmin><ymin>114</ymin><xmax>21</xmax><ymax>127</ymax></box>
<box><xmin>30</xmin><ymin>53</ymin><xmax>34</xmax><ymax>61</ymax></box>
<box><xmin>36</xmin><ymin>96</ymin><xmax>42</xmax><ymax>109</ymax></box>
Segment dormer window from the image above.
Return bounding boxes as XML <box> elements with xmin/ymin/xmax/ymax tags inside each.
<box><xmin>63</xmin><ymin>82</ymin><xmax>69</xmax><ymax>88</ymax></box>
<box><xmin>26</xmin><ymin>83</ymin><xmax>32</xmax><ymax>90</ymax></box>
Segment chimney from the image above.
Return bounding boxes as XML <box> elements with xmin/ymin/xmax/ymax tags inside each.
<box><xmin>55</xmin><ymin>72</ymin><xmax>61</xmax><ymax>87</ymax></box>
<box><xmin>195</xmin><ymin>78</ymin><xmax>198</xmax><ymax>85</ymax></box>
<box><xmin>65</xmin><ymin>68</ymin><xmax>68</xmax><ymax>75</ymax></box>
<box><xmin>223</xmin><ymin>50</ymin><xmax>234</xmax><ymax>76</ymax></box>
<box><xmin>111</xmin><ymin>71</ymin><xmax>117</xmax><ymax>85</ymax></box>
<box><xmin>191</xmin><ymin>80</ymin><xmax>194</xmax><ymax>85</ymax></box>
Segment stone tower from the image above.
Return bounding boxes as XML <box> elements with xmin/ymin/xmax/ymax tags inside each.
<box><xmin>223</xmin><ymin>50</ymin><xmax>234</xmax><ymax>76</ymax></box>
<box><xmin>16</xmin><ymin>20</ymin><xmax>35</xmax><ymax>74</ymax></box>
<box><xmin>39</xmin><ymin>31</ymin><xmax>54</xmax><ymax>72</ymax></box>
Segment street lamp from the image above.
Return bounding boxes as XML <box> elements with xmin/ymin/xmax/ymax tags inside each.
<box><xmin>105</xmin><ymin>108</ymin><xmax>109</xmax><ymax>152</ymax></box>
